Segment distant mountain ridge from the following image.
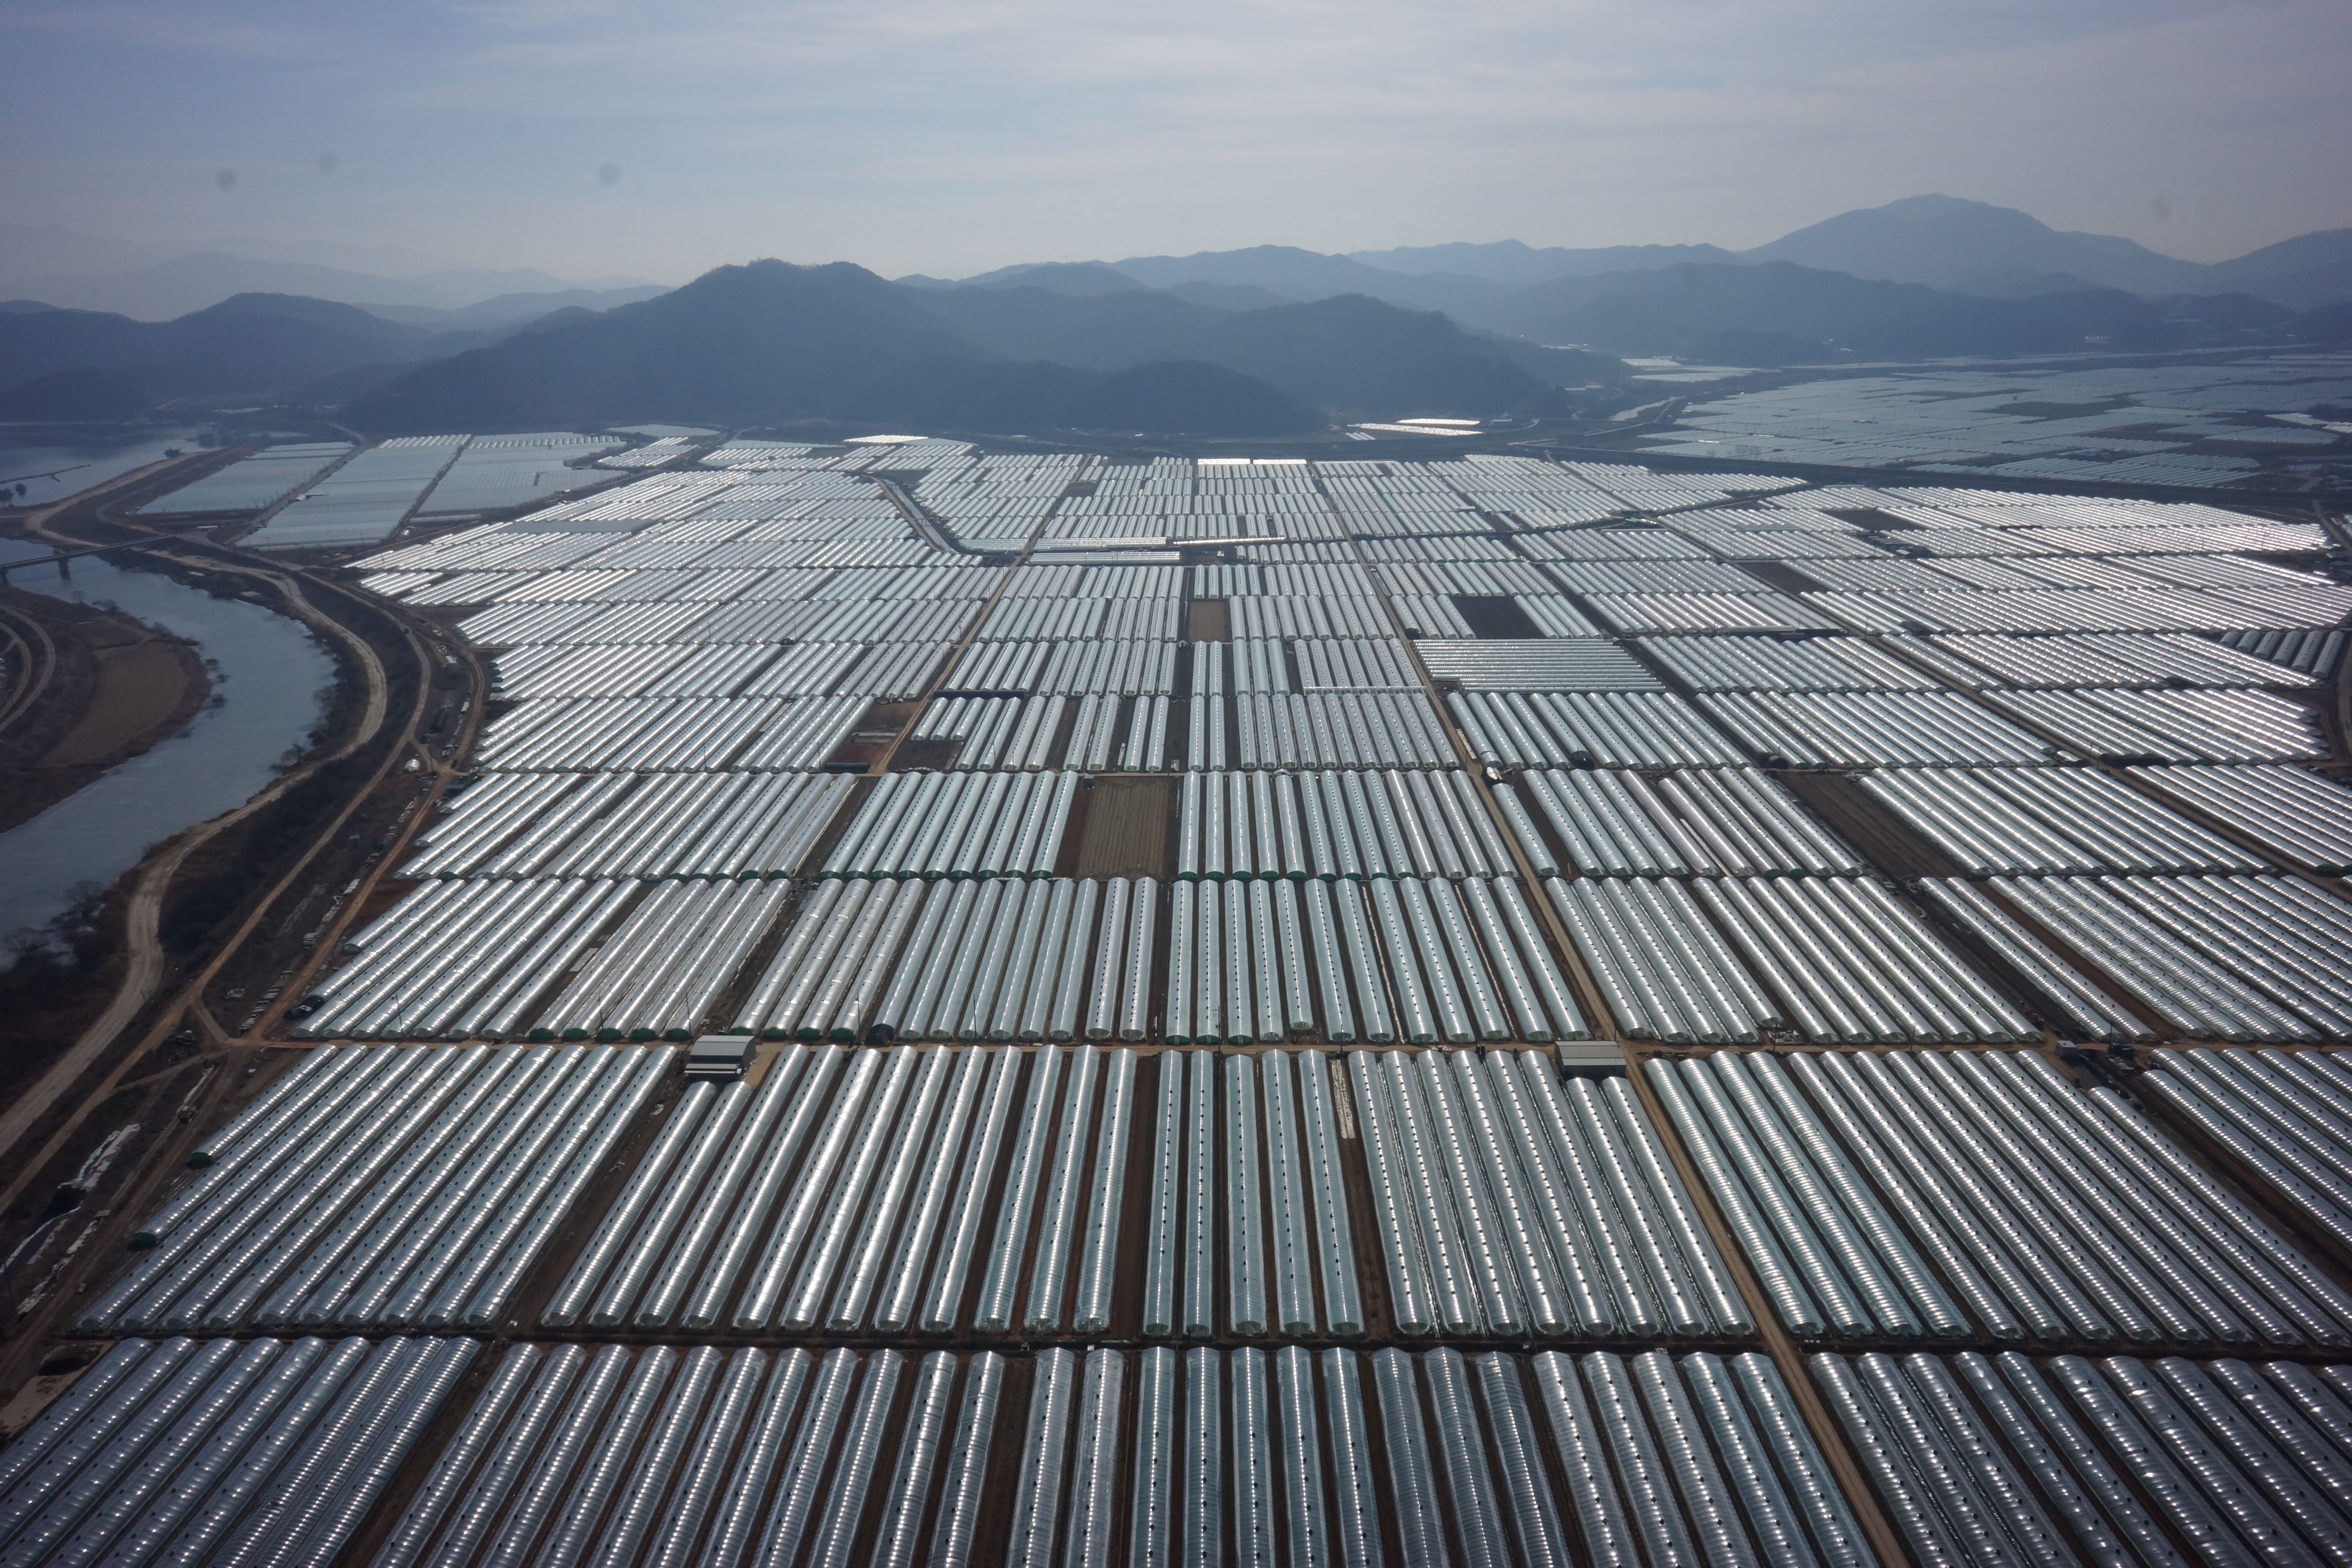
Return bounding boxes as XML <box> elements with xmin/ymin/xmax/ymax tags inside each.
<box><xmin>941</xmin><ymin>196</ymin><xmax>2352</xmax><ymax>317</ymax></box>
<box><xmin>10</xmin><ymin>194</ymin><xmax>2348</xmax><ymax>435</ymax></box>
<box><xmin>1738</xmin><ymin>195</ymin><xmax>2214</xmax><ymax>294</ymax></box>
<box><xmin>0</xmin><ymin>291</ymin><xmax>615</xmax><ymax>410</ymax></box>
<box><xmin>357</xmin><ymin>287</ymin><xmax>673</xmax><ymax>330</ymax></box>
<box><xmin>3</xmin><ymin>255</ymin><xmax>666</xmax><ymax>324</ymax></box>
<box><xmin>0</xmin><ymin>223</ymin><xmax>662</xmax><ymax>322</ymax></box>
<box><xmin>1486</xmin><ymin>261</ymin><xmax>2205</xmax><ymax>361</ymax></box>
<box><xmin>1347</xmin><ymin>239</ymin><xmax>1738</xmax><ymax>283</ymax></box>
<box><xmin>343</xmin><ymin>259</ymin><xmax>1622</xmax><ymax>436</ymax></box>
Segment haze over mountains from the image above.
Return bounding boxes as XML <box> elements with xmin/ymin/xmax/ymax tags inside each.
<box><xmin>4</xmin><ymin>196</ymin><xmax>2350</xmax><ymax>437</ymax></box>
<box><xmin>0</xmin><ymin>223</ymin><xmax>660</xmax><ymax>322</ymax></box>
<box><xmin>944</xmin><ymin>197</ymin><xmax>2352</xmax><ymax>345</ymax></box>
<box><xmin>1341</xmin><ymin>196</ymin><xmax>2352</xmax><ymax>306</ymax></box>
<box><xmin>342</xmin><ymin>261</ymin><xmax>1616</xmax><ymax>436</ymax></box>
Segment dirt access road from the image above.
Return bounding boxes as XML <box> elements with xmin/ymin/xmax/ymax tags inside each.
<box><xmin>0</xmin><ymin>599</ymin><xmax>57</xmax><ymax>735</ymax></box>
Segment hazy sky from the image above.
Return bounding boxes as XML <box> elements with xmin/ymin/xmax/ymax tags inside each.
<box><xmin>5</xmin><ymin>0</ymin><xmax>2347</xmax><ymax>282</ymax></box>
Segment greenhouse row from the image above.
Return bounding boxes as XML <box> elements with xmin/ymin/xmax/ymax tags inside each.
<box><xmin>1550</xmin><ymin>875</ymin><xmax>2033</xmax><ymax>1045</ymax></box>
<box><xmin>473</xmin><ymin>692</ymin><xmax>871</xmax><ymax>772</ymax></box>
<box><xmin>358</xmin><ymin>1342</ymin><xmax>1864</xmax><ymax>1568</ymax></box>
<box><xmin>78</xmin><ymin>1044</ymin><xmax>667</xmax><ymax>1334</ymax></box>
<box><xmin>397</xmin><ymin>769</ymin><xmax>851</xmax><ymax>880</ymax></box>
<box><xmin>32</xmin><ymin>437</ymin><xmax>2351</xmax><ymax>1567</ymax></box>
<box><xmin>1987</xmin><ymin>875</ymin><xmax>2352</xmax><ymax>1042</ymax></box>
<box><xmin>1449</xmin><ymin>689</ymin><xmax>1749</xmax><ymax>768</ymax></box>
<box><xmin>1693</xmin><ymin>690</ymin><xmax>2054</xmax><ymax>768</ymax></box>
<box><xmin>0</xmin><ymin>1334</ymin><xmax>473</xmax><ymax>1568</ymax></box>
<box><xmin>1637</xmin><ymin>634</ymin><xmax>1942</xmax><ymax>694</ymax></box>
<box><xmin>2139</xmin><ymin>1046</ymin><xmax>2352</xmax><ymax>1255</ymax></box>
<box><xmin>1817</xmin><ymin>1349</ymin><xmax>2352</xmax><ymax>1568</ymax></box>
<box><xmin>1853</xmin><ymin>766</ymin><xmax>2263</xmax><ymax>875</ymax></box>
<box><xmin>1653</xmin><ymin>1048</ymin><xmax>2352</xmax><ymax>1346</ymax></box>
<box><xmin>1504</xmin><ymin>764</ymin><xmax>1865</xmax><ymax>878</ymax></box>
<box><xmin>1898</xmin><ymin>629</ymin><xmax>2310</xmax><ymax>690</ymax></box>
<box><xmin>1171</xmin><ymin>768</ymin><xmax>1514</xmax><ymax>882</ymax></box>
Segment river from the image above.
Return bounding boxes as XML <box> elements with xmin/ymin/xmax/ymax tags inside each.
<box><xmin>0</xmin><ymin>425</ymin><xmax>221</xmax><ymax>509</ymax></box>
<box><xmin>0</xmin><ymin>539</ymin><xmax>334</xmax><ymax>952</ymax></box>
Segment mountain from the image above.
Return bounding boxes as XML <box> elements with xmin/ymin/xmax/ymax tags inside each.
<box><xmin>0</xmin><ymin>225</ymin><xmax>511</xmax><ymax>283</ymax></box>
<box><xmin>1</xmin><ymin>247</ymin><xmax>663</xmax><ymax>322</ymax></box>
<box><xmin>0</xmin><ymin>366</ymin><xmax>152</xmax><ymax>421</ymax></box>
<box><xmin>900</xmin><ymin>279</ymin><xmax>1612</xmax><ymax>412</ymax></box>
<box><xmin>1080</xmin><ymin>361</ymin><xmax>1319</xmax><ymax>434</ymax></box>
<box><xmin>950</xmin><ymin>201</ymin><xmax>2352</xmax><ymax>330</ymax></box>
<box><xmin>1176</xmin><ymin>294</ymin><xmax>1559</xmax><ymax>416</ymax></box>
<box><xmin>2293</xmin><ymin>300</ymin><xmax>2352</xmax><ymax>347</ymax></box>
<box><xmin>344</xmin><ymin>260</ymin><xmax>1593</xmax><ymax>436</ymax></box>
<box><xmin>356</xmin><ymin>286</ymin><xmax>671</xmax><ymax>330</ymax></box>
<box><xmin>2205</xmin><ymin>230</ymin><xmax>2352</xmax><ymax>310</ymax></box>
<box><xmin>1164</xmin><ymin>281</ymin><xmax>1293</xmax><ymax>312</ymax></box>
<box><xmin>345</xmin><ymin>260</ymin><xmax>1324</xmax><ymax>436</ymax></box>
<box><xmin>1113</xmin><ymin>245</ymin><xmax>1415</xmax><ymax>298</ymax></box>
<box><xmin>0</xmin><ymin>292</ymin><xmax>448</xmax><ymax>402</ymax></box>
<box><xmin>1105</xmin><ymin>246</ymin><xmax>1509</xmax><ymax>320</ymax></box>
<box><xmin>1488</xmin><ymin>260</ymin><xmax>2194</xmax><ymax>361</ymax></box>
<box><xmin>971</xmin><ymin>262</ymin><xmax>1146</xmax><ymax>297</ymax></box>
<box><xmin>850</xmin><ymin>356</ymin><xmax>1321</xmax><ymax>437</ymax></box>
<box><xmin>1942</xmin><ymin>267</ymin><xmax>2111</xmax><ymax>300</ymax></box>
<box><xmin>348</xmin><ymin>261</ymin><xmax>978</xmax><ymax>431</ymax></box>
<box><xmin>1349</xmin><ymin>239</ymin><xmax>1737</xmax><ymax>284</ymax></box>
<box><xmin>1740</xmin><ymin>194</ymin><xmax>2213</xmax><ymax>295</ymax></box>
<box><xmin>907</xmin><ymin>285</ymin><xmax>1223</xmax><ymax>368</ymax></box>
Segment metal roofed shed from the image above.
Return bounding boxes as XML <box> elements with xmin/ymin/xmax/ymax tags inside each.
<box><xmin>684</xmin><ymin>1033</ymin><xmax>756</xmax><ymax>1080</ymax></box>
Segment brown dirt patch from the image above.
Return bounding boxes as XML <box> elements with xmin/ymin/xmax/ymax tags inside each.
<box><xmin>1737</xmin><ymin>560</ymin><xmax>1830</xmax><ymax>595</ymax></box>
<box><xmin>44</xmin><ymin>639</ymin><xmax>190</xmax><ymax>764</ymax></box>
<box><xmin>1775</xmin><ymin>768</ymin><xmax>1965</xmax><ymax>877</ymax></box>
<box><xmin>0</xmin><ymin>590</ymin><xmax>209</xmax><ymax>831</ymax></box>
<box><xmin>1071</xmin><ymin>775</ymin><xmax>1174</xmax><ymax>879</ymax></box>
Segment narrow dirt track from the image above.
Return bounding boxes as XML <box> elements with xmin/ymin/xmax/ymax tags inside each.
<box><xmin>0</xmin><ymin>601</ymin><xmax>56</xmax><ymax>735</ymax></box>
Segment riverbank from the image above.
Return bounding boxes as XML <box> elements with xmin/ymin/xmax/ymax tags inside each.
<box><xmin>0</xmin><ymin>584</ymin><xmax>212</xmax><ymax>833</ymax></box>
<box><xmin>0</xmin><ymin>541</ymin><xmax>332</xmax><ymax>946</ymax></box>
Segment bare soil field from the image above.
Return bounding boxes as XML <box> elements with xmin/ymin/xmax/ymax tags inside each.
<box><xmin>0</xmin><ymin>589</ymin><xmax>208</xmax><ymax>831</ymax></box>
<box><xmin>44</xmin><ymin>635</ymin><xmax>191</xmax><ymax>764</ymax></box>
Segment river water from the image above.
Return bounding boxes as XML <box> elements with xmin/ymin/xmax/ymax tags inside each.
<box><xmin>0</xmin><ymin>539</ymin><xmax>333</xmax><ymax>951</ymax></box>
<box><xmin>0</xmin><ymin>426</ymin><xmax>219</xmax><ymax>509</ymax></box>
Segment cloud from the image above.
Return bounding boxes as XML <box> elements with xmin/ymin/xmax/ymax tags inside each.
<box><xmin>0</xmin><ymin>0</ymin><xmax>2343</xmax><ymax>277</ymax></box>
